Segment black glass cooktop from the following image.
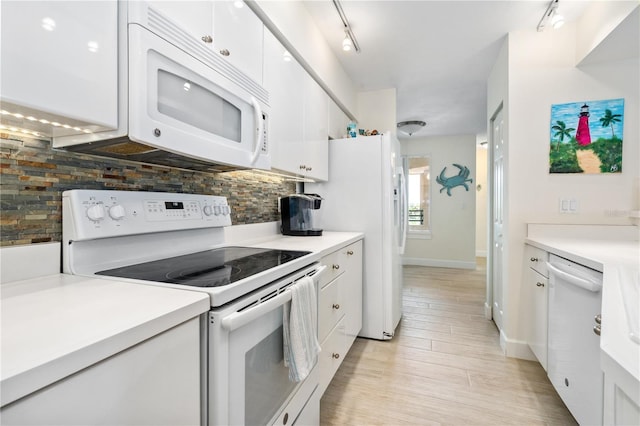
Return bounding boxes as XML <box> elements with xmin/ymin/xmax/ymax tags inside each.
<box><xmin>96</xmin><ymin>246</ymin><xmax>311</xmax><ymax>288</ymax></box>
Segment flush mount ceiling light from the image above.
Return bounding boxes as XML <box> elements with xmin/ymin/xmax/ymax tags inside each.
<box><xmin>333</xmin><ymin>0</ymin><xmax>360</xmax><ymax>53</ymax></box>
<box><xmin>397</xmin><ymin>120</ymin><xmax>426</xmax><ymax>136</ymax></box>
<box><xmin>537</xmin><ymin>0</ymin><xmax>565</xmax><ymax>32</ymax></box>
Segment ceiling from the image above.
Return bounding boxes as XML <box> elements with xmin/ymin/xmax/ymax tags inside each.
<box><xmin>303</xmin><ymin>0</ymin><xmax>592</xmax><ymax>140</ymax></box>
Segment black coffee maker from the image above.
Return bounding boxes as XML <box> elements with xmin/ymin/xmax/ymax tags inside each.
<box><xmin>280</xmin><ymin>194</ymin><xmax>323</xmax><ymax>236</ymax></box>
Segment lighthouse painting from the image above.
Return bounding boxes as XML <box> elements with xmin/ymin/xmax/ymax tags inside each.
<box><xmin>549</xmin><ymin>98</ymin><xmax>624</xmax><ymax>174</ymax></box>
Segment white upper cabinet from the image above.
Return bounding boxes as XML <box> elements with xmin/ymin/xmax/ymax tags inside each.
<box><xmin>149</xmin><ymin>0</ymin><xmax>263</xmax><ymax>84</ymax></box>
<box><xmin>213</xmin><ymin>1</ymin><xmax>264</xmax><ymax>85</ymax></box>
<box><xmin>263</xmin><ymin>30</ymin><xmax>305</xmax><ymax>175</ymax></box>
<box><xmin>0</xmin><ymin>1</ymin><xmax>118</xmax><ymax>135</ymax></box>
<box><xmin>264</xmin><ymin>30</ymin><xmax>328</xmax><ymax>181</ymax></box>
<box><xmin>303</xmin><ymin>76</ymin><xmax>329</xmax><ymax>181</ymax></box>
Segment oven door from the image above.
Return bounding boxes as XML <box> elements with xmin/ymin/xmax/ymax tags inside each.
<box><xmin>209</xmin><ymin>265</ymin><xmax>323</xmax><ymax>426</ymax></box>
<box><xmin>128</xmin><ymin>23</ymin><xmax>269</xmax><ymax>170</ymax></box>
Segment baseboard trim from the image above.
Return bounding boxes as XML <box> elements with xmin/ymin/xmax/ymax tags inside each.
<box><xmin>484</xmin><ymin>302</ymin><xmax>492</xmax><ymax>320</ymax></box>
<box><xmin>402</xmin><ymin>257</ymin><xmax>476</xmax><ymax>270</ymax></box>
<box><xmin>500</xmin><ymin>330</ymin><xmax>536</xmax><ymax>361</ymax></box>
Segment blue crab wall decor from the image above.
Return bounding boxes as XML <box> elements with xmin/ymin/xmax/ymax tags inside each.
<box><xmin>436</xmin><ymin>164</ymin><xmax>473</xmax><ymax>196</ymax></box>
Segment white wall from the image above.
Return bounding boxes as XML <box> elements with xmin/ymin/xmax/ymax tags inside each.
<box><xmin>402</xmin><ymin>134</ymin><xmax>477</xmax><ymax>269</ymax></box>
<box><xmin>489</xmin><ymin>8</ymin><xmax>639</xmax><ymax>357</ymax></box>
<box><xmin>356</xmin><ymin>88</ymin><xmax>397</xmax><ymax>138</ymax></box>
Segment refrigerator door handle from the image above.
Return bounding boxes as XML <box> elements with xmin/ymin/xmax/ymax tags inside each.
<box><xmin>397</xmin><ymin>165</ymin><xmax>408</xmax><ymax>255</ymax></box>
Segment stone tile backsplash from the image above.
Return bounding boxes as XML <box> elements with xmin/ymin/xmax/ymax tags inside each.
<box><xmin>0</xmin><ymin>134</ymin><xmax>295</xmax><ymax>246</ymax></box>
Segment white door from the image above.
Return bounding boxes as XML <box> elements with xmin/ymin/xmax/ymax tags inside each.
<box><xmin>490</xmin><ymin>106</ymin><xmax>505</xmax><ymax>331</ymax></box>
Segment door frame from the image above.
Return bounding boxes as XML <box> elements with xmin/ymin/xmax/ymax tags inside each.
<box><xmin>486</xmin><ymin>103</ymin><xmax>504</xmax><ymax>323</ymax></box>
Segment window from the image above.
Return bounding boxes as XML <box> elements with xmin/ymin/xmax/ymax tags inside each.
<box><xmin>406</xmin><ymin>156</ymin><xmax>431</xmax><ymax>237</ymax></box>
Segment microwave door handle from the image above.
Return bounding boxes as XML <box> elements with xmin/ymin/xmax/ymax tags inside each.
<box><xmin>250</xmin><ymin>97</ymin><xmax>264</xmax><ymax>165</ymax></box>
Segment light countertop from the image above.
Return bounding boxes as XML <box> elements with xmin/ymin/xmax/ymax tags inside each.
<box><xmin>525</xmin><ymin>235</ymin><xmax>639</xmax><ymax>382</ymax></box>
<box><xmin>0</xmin><ymin>230</ymin><xmax>363</xmax><ymax>407</ymax></box>
<box><xmin>0</xmin><ymin>274</ymin><xmax>210</xmax><ymax>406</ymax></box>
<box><xmin>247</xmin><ymin>231</ymin><xmax>364</xmax><ymax>256</ymax></box>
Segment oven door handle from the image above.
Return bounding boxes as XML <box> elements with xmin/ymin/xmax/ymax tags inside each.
<box><xmin>221</xmin><ymin>265</ymin><xmax>327</xmax><ymax>332</ymax></box>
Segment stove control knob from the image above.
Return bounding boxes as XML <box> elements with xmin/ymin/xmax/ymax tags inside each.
<box><xmin>86</xmin><ymin>204</ymin><xmax>105</xmax><ymax>222</ymax></box>
<box><xmin>108</xmin><ymin>204</ymin><xmax>126</xmax><ymax>220</ymax></box>
<box><xmin>203</xmin><ymin>205</ymin><xmax>214</xmax><ymax>216</ymax></box>
<box><xmin>222</xmin><ymin>205</ymin><xmax>230</xmax><ymax>215</ymax></box>
<box><xmin>214</xmin><ymin>205</ymin><xmax>222</xmax><ymax>216</ymax></box>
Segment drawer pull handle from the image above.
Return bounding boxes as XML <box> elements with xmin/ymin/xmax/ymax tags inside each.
<box><xmin>594</xmin><ymin>314</ymin><xmax>601</xmax><ymax>324</ymax></box>
<box><xmin>530</xmin><ymin>257</ymin><xmax>538</xmax><ymax>262</ymax></box>
<box><xmin>332</xmin><ymin>353</ymin><xmax>340</xmax><ymax>359</ymax></box>
<box><xmin>333</xmin><ymin>264</ymin><xmax>340</xmax><ymax>270</ymax></box>
<box><xmin>332</xmin><ymin>303</ymin><xmax>340</xmax><ymax>310</ymax></box>
<box><xmin>201</xmin><ymin>35</ymin><xmax>213</xmax><ymax>43</ymax></box>
<box><xmin>347</xmin><ymin>250</ymin><xmax>354</xmax><ymax>255</ymax></box>
<box><xmin>593</xmin><ymin>324</ymin><xmax>601</xmax><ymax>336</ymax></box>
<box><xmin>219</xmin><ymin>48</ymin><xmax>230</xmax><ymax>56</ymax></box>
<box><xmin>536</xmin><ymin>282</ymin><xmax>545</xmax><ymax>287</ymax></box>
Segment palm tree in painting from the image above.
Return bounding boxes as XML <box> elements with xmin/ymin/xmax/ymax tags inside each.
<box><xmin>551</xmin><ymin>120</ymin><xmax>575</xmax><ymax>151</ymax></box>
<box><xmin>599</xmin><ymin>109</ymin><xmax>622</xmax><ymax>138</ymax></box>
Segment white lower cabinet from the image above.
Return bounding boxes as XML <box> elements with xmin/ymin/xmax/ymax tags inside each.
<box><xmin>524</xmin><ymin>244</ymin><xmax>549</xmax><ymax>370</ymax></box>
<box><xmin>0</xmin><ymin>318</ymin><xmax>202</xmax><ymax>426</ymax></box>
<box><xmin>317</xmin><ymin>240</ymin><xmax>362</xmax><ymax>396</ymax></box>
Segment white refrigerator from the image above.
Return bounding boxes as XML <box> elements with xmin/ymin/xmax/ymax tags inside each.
<box><xmin>307</xmin><ymin>133</ymin><xmax>407</xmax><ymax>340</ymax></box>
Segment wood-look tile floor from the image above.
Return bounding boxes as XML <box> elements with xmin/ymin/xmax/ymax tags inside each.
<box><xmin>320</xmin><ymin>260</ymin><xmax>577</xmax><ymax>425</ymax></box>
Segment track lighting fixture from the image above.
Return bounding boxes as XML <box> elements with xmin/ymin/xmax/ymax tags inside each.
<box><xmin>333</xmin><ymin>0</ymin><xmax>360</xmax><ymax>53</ymax></box>
<box><xmin>537</xmin><ymin>0</ymin><xmax>565</xmax><ymax>32</ymax></box>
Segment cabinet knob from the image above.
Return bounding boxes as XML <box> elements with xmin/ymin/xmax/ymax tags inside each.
<box><xmin>347</xmin><ymin>250</ymin><xmax>354</xmax><ymax>255</ymax></box>
<box><xmin>305</xmin><ymin>166</ymin><xmax>312</xmax><ymax>171</ymax></box>
<box><xmin>219</xmin><ymin>48</ymin><xmax>230</xmax><ymax>57</ymax></box>
<box><xmin>201</xmin><ymin>35</ymin><xmax>213</xmax><ymax>44</ymax></box>
<box><xmin>536</xmin><ymin>282</ymin><xmax>545</xmax><ymax>287</ymax></box>
<box><xmin>594</xmin><ymin>314</ymin><xmax>601</xmax><ymax>325</ymax></box>
<box><xmin>530</xmin><ymin>257</ymin><xmax>538</xmax><ymax>262</ymax></box>
<box><xmin>299</xmin><ymin>164</ymin><xmax>306</xmax><ymax>170</ymax></box>
<box><xmin>332</xmin><ymin>353</ymin><xmax>340</xmax><ymax>359</ymax></box>
<box><xmin>332</xmin><ymin>264</ymin><xmax>340</xmax><ymax>270</ymax></box>
<box><xmin>593</xmin><ymin>324</ymin><xmax>601</xmax><ymax>336</ymax></box>
<box><xmin>332</xmin><ymin>303</ymin><xmax>340</xmax><ymax>310</ymax></box>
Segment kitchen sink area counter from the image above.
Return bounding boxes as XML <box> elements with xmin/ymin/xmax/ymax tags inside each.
<box><xmin>525</xmin><ymin>224</ymin><xmax>640</xmax><ymax>425</ymax></box>
<box><xmin>0</xmin><ymin>272</ymin><xmax>210</xmax><ymax>424</ymax></box>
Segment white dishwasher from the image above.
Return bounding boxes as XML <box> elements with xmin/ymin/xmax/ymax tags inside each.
<box><xmin>547</xmin><ymin>254</ymin><xmax>604</xmax><ymax>425</ymax></box>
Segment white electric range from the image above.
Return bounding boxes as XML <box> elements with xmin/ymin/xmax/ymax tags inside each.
<box><xmin>62</xmin><ymin>189</ymin><xmax>323</xmax><ymax>426</ymax></box>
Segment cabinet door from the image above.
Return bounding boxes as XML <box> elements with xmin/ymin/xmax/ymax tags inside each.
<box><xmin>148</xmin><ymin>1</ymin><xmax>214</xmax><ymax>45</ymax></box>
<box><xmin>263</xmin><ymin>30</ymin><xmax>305</xmax><ymax>175</ymax></box>
<box><xmin>1</xmin><ymin>1</ymin><xmax>118</xmax><ymax>130</ymax></box>
<box><xmin>213</xmin><ymin>1</ymin><xmax>264</xmax><ymax>84</ymax></box>
<box><xmin>529</xmin><ymin>268</ymin><xmax>548</xmax><ymax>370</ymax></box>
<box><xmin>342</xmin><ymin>241</ymin><xmax>363</xmax><ymax>348</ymax></box>
<box><xmin>302</xmin><ymin>76</ymin><xmax>329</xmax><ymax>181</ymax></box>
<box><xmin>0</xmin><ymin>318</ymin><xmax>202</xmax><ymax>425</ymax></box>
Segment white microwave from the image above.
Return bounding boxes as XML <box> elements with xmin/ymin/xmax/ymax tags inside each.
<box><xmin>54</xmin><ymin>2</ymin><xmax>270</xmax><ymax>172</ymax></box>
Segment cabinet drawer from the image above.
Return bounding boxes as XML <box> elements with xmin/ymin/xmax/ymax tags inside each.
<box><xmin>318</xmin><ymin>318</ymin><xmax>346</xmax><ymax>397</ymax></box>
<box><xmin>319</xmin><ymin>250</ymin><xmax>345</xmax><ymax>289</ymax></box>
<box><xmin>526</xmin><ymin>245</ymin><xmax>549</xmax><ymax>277</ymax></box>
<box><xmin>318</xmin><ymin>276</ymin><xmax>344</xmax><ymax>342</ymax></box>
